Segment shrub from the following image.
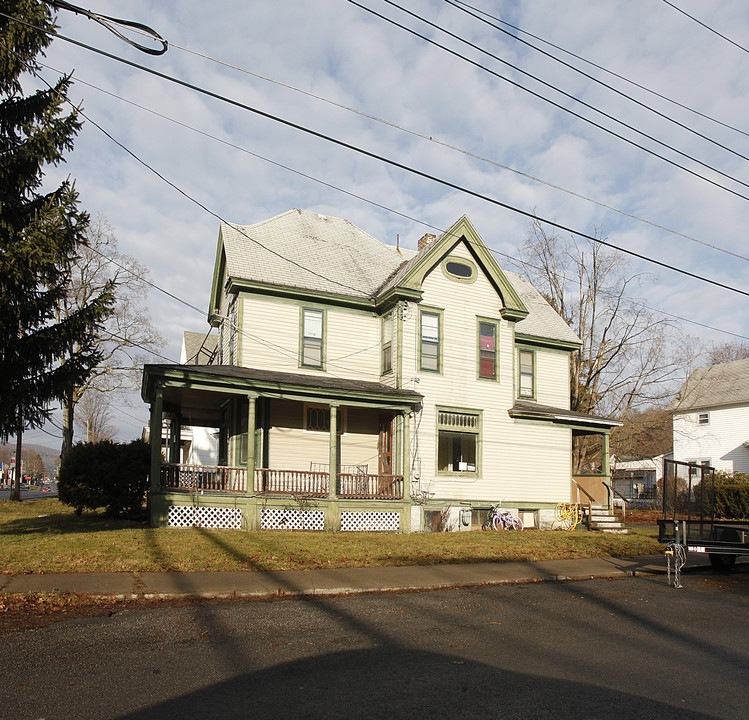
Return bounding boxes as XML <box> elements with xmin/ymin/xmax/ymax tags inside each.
<box><xmin>58</xmin><ymin>439</ymin><xmax>150</xmax><ymax>518</ymax></box>
<box><xmin>714</xmin><ymin>482</ymin><xmax>749</xmax><ymax>520</ymax></box>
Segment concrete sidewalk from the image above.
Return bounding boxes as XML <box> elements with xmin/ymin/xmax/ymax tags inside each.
<box><xmin>0</xmin><ymin>553</ymin><xmax>724</xmax><ymax>600</ymax></box>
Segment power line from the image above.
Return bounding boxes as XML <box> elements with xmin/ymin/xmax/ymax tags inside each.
<box><xmin>662</xmin><ymin>0</ymin><xmax>749</xmax><ymax>56</ymax></box>
<box><xmin>7</xmin><ymin>9</ymin><xmax>749</xmax><ymax>298</ymax></box>
<box><xmin>451</xmin><ymin>0</ymin><xmax>749</xmax><ymax>141</ymax></box>
<box><xmin>357</xmin><ymin>0</ymin><xmax>749</xmax><ymax>202</ymax></box>
<box><xmin>445</xmin><ymin>0</ymin><xmax>749</xmax><ymax>164</ymax></box>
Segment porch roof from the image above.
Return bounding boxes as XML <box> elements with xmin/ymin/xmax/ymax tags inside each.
<box><xmin>142</xmin><ymin>364</ymin><xmax>423</xmax><ymax>426</ymax></box>
<box><xmin>508</xmin><ymin>400</ymin><xmax>621</xmax><ymax>433</ymax></box>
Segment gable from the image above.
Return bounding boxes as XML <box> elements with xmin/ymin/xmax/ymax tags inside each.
<box><xmin>379</xmin><ymin>216</ymin><xmax>528</xmax><ymax>321</ymax></box>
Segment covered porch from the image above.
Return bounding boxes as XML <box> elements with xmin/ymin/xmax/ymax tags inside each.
<box><xmin>142</xmin><ymin>364</ymin><xmax>422</xmax><ymax>531</ymax></box>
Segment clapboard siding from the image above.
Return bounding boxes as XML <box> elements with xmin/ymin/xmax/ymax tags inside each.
<box><xmin>673</xmin><ymin>406</ymin><xmax>749</xmax><ymax>473</ymax></box>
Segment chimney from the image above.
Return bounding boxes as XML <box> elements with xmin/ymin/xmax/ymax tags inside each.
<box><xmin>418</xmin><ymin>233</ymin><xmax>436</xmax><ymax>251</ymax></box>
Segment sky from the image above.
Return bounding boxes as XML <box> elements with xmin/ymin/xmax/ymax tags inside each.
<box><xmin>14</xmin><ymin>0</ymin><xmax>749</xmax><ymax>448</ymax></box>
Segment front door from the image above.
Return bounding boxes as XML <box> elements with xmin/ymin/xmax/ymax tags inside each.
<box><xmin>378</xmin><ymin>414</ymin><xmax>394</xmax><ymax>478</ymax></box>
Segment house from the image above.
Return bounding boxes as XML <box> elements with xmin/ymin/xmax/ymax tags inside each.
<box><xmin>141</xmin><ymin>209</ymin><xmax>619</xmax><ymax>532</ymax></box>
<box><xmin>671</xmin><ymin>357</ymin><xmax>749</xmax><ymax>474</ymax></box>
<box><xmin>611</xmin><ymin>453</ymin><xmax>671</xmax><ymax>505</ymax></box>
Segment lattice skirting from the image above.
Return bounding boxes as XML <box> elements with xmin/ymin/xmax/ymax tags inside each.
<box><xmin>341</xmin><ymin>510</ymin><xmax>400</xmax><ymax>532</ymax></box>
<box><xmin>261</xmin><ymin>508</ymin><xmax>325</xmax><ymax>530</ymax></box>
<box><xmin>167</xmin><ymin>505</ymin><xmax>243</xmax><ymax>529</ymax></box>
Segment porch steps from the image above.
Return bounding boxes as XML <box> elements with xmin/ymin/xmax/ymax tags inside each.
<box><xmin>588</xmin><ymin>504</ymin><xmax>628</xmax><ymax>534</ymax></box>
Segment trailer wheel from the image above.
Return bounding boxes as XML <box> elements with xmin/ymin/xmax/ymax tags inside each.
<box><xmin>709</xmin><ymin>553</ymin><xmax>737</xmax><ymax>571</ymax></box>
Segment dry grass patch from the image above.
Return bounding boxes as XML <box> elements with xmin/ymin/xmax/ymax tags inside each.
<box><xmin>1</xmin><ymin>498</ymin><xmax>662</xmax><ymax>574</ymax></box>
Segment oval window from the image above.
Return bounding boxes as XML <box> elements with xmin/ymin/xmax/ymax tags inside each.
<box><xmin>445</xmin><ymin>261</ymin><xmax>473</xmax><ymax>278</ymax></box>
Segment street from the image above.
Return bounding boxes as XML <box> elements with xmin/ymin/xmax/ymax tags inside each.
<box><xmin>1</xmin><ymin>572</ymin><xmax>748</xmax><ymax>719</ymax></box>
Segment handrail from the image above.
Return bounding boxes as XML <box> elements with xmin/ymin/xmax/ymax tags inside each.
<box><xmin>571</xmin><ymin>477</ymin><xmax>596</xmax><ymax>505</ymax></box>
<box><xmin>611</xmin><ymin>486</ymin><xmax>628</xmax><ymax>521</ymax></box>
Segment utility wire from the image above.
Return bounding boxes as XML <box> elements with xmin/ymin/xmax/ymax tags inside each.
<box><xmin>7</xmin><ymin>12</ymin><xmax>747</xmax><ymax>301</ymax></box>
<box><xmin>451</xmin><ymin>0</ymin><xmax>749</xmax><ymax>141</ymax></box>
<box><xmin>358</xmin><ymin>0</ymin><xmax>749</xmax><ymax>201</ymax></box>
<box><xmin>445</xmin><ymin>0</ymin><xmax>749</xmax><ymax>163</ymax></box>
<box><xmin>662</xmin><ymin>0</ymin><xmax>749</xmax><ymax>56</ymax></box>
<box><xmin>125</xmin><ymin>42</ymin><xmax>749</xmax><ymax>264</ymax></box>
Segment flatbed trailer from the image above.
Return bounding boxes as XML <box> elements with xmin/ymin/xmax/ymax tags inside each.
<box><xmin>657</xmin><ymin>459</ymin><xmax>749</xmax><ymax>570</ymax></box>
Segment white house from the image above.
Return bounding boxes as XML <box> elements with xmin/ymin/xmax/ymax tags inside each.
<box><xmin>671</xmin><ymin>357</ymin><xmax>749</xmax><ymax>473</ymax></box>
<box><xmin>141</xmin><ymin>210</ymin><xmax>618</xmax><ymax>532</ymax></box>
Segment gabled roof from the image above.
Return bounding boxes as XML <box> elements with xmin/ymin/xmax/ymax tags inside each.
<box><xmin>208</xmin><ymin>209</ymin><xmax>579</xmax><ymax>346</ymax></box>
<box><xmin>671</xmin><ymin>357</ymin><xmax>749</xmax><ymax>413</ymax></box>
<box><xmin>215</xmin><ymin>209</ymin><xmax>408</xmax><ymax>302</ymax></box>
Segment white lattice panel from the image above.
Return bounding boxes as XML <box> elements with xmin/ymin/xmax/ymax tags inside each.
<box><xmin>261</xmin><ymin>508</ymin><xmax>325</xmax><ymax>530</ymax></box>
<box><xmin>341</xmin><ymin>511</ymin><xmax>400</xmax><ymax>532</ymax></box>
<box><xmin>167</xmin><ymin>505</ymin><xmax>243</xmax><ymax>529</ymax></box>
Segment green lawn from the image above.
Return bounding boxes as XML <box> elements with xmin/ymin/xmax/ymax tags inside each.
<box><xmin>0</xmin><ymin>498</ymin><xmax>662</xmax><ymax>574</ymax></box>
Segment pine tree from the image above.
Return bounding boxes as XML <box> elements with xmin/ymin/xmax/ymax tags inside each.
<box><xmin>0</xmin><ymin>1</ymin><xmax>114</xmax><ymax>498</ymax></box>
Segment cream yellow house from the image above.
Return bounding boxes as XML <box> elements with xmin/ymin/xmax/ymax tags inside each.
<box><xmin>142</xmin><ymin>210</ymin><xmax>617</xmax><ymax>531</ymax></box>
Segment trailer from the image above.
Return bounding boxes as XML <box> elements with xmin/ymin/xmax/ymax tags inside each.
<box><xmin>658</xmin><ymin>459</ymin><xmax>749</xmax><ymax>570</ymax></box>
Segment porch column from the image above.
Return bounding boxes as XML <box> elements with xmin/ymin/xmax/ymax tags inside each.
<box><xmin>328</xmin><ymin>403</ymin><xmax>339</xmax><ymax>500</ymax></box>
<box><xmin>246</xmin><ymin>393</ymin><xmax>257</xmax><ymax>496</ymax></box>
<box><xmin>402</xmin><ymin>410</ymin><xmax>411</xmax><ymax>490</ymax></box>
<box><xmin>149</xmin><ymin>383</ymin><xmax>163</xmax><ymax>493</ymax></box>
<box><xmin>601</xmin><ymin>432</ymin><xmax>613</xmax><ymax>510</ymax></box>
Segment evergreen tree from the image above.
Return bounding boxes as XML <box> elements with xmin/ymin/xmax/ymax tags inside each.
<box><xmin>0</xmin><ymin>1</ymin><xmax>114</xmax><ymax>498</ymax></box>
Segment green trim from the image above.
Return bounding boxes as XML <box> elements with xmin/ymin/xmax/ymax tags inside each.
<box><xmin>441</xmin><ymin>256</ymin><xmax>477</xmax><ymax>284</ymax></box>
<box><xmin>517</xmin><ymin>347</ymin><xmax>536</xmax><ymax>400</ymax></box>
<box><xmin>299</xmin><ymin>306</ymin><xmax>326</xmax><ymax>371</ymax></box>
<box><xmin>435</xmin><ymin>406</ymin><xmax>483</xmax><ymax>478</ymax></box>
<box><xmin>396</xmin><ymin>302</ymin><xmax>404</xmax><ymax>389</ymax></box>
<box><xmin>418</xmin><ymin>306</ymin><xmax>443</xmax><ymax>374</ymax></box>
<box><xmin>394</xmin><ymin>216</ymin><xmax>528</xmax><ymax>320</ymax></box>
<box><xmin>476</xmin><ymin>316</ymin><xmax>499</xmax><ymax>382</ymax></box>
<box><xmin>229</xmin><ymin>277</ymin><xmax>378</xmax><ymax>311</ymax></box>
<box><xmin>514</xmin><ymin>332</ymin><xmax>580</xmax><ymax>352</ymax></box>
<box><xmin>208</xmin><ymin>228</ymin><xmax>227</xmax><ymax>325</ymax></box>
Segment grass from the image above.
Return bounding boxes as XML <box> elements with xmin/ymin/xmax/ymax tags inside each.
<box><xmin>0</xmin><ymin>498</ymin><xmax>662</xmax><ymax>575</ymax></box>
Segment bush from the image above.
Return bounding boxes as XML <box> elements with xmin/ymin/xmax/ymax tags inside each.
<box><xmin>58</xmin><ymin>440</ymin><xmax>150</xmax><ymax>518</ymax></box>
<box><xmin>714</xmin><ymin>482</ymin><xmax>749</xmax><ymax>520</ymax></box>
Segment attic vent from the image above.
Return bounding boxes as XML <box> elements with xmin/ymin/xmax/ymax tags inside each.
<box><xmin>441</xmin><ymin>257</ymin><xmax>477</xmax><ymax>283</ymax></box>
<box><xmin>446</xmin><ymin>261</ymin><xmax>472</xmax><ymax>278</ymax></box>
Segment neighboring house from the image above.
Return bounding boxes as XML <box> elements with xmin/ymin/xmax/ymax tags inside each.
<box><xmin>142</xmin><ymin>210</ymin><xmax>619</xmax><ymax>532</ymax></box>
<box><xmin>671</xmin><ymin>357</ymin><xmax>749</xmax><ymax>473</ymax></box>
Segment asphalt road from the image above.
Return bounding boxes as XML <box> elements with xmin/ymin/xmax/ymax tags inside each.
<box><xmin>1</xmin><ymin>572</ymin><xmax>748</xmax><ymax>719</ymax></box>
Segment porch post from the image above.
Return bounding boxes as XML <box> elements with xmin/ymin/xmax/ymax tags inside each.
<box><xmin>149</xmin><ymin>383</ymin><xmax>163</xmax><ymax>493</ymax></box>
<box><xmin>246</xmin><ymin>393</ymin><xmax>257</xmax><ymax>496</ymax></box>
<box><xmin>602</xmin><ymin>432</ymin><xmax>612</xmax><ymax>510</ymax></box>
<box><xmin>328</xmin><ymin>403</ymin><xmax>339</xmax><ymax>499</ymax></box>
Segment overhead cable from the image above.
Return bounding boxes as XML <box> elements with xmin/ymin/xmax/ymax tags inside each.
<box><xmin>662</xmin><ymin>0</ymin><xmax>749</xmax><ymax>56</ymax></box>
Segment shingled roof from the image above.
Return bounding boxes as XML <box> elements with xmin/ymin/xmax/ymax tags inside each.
<box><xmin>671</xmin><ymin>357</ymin><xmax>749</xmax><ymax>412</ymax></box>
<box><xmin>218</xmin><ymin>209</ymin><xmax>579</xmax><ymax>347</ymax></box>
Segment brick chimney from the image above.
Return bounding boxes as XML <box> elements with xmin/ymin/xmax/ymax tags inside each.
<box><xmin>418</xmin><ymin>233</ymin><xmax>436</xmax><ymax>251</ymax></box>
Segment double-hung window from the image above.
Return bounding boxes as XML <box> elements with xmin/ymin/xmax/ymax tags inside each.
<box><xmin>301</xmin><ymin>308</ymin><xmax>324</xmax><ymax>369</ymax></box>
<box><xmin>420</xmin><ymin>309</ymin><xmax>441</xmax><ymax>373</ymax></box>
<box><xmin>437</xmin><ymin>408</ymin><xmax>481</xmax><ymax>475</ymax></box>
<box><xmin>381</xmin><ymin>313</ymin><xmax>393</xmax><ymax>374</ymax></box>
<box><xmin>518</xmin><ymin>349</ymin><xmax>535</xmax><ymax>398</ymax></box>
<box><xmin>478</xmin><ymin>320</ymin><xmax>498</xmax><ymax>380</ymax></box>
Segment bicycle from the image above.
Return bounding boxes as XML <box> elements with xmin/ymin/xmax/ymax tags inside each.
<box><xmin>482</xmin><ymin>503</ymin><xmax>524</xmax><ymax>531</ymax></box>
<box><xmin>552</xmin><ymin>502</ymin><xmax>582</xmax><ymax>530</ymax></box>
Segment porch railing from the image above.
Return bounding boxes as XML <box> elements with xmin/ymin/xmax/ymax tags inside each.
<box><xmin>160</xmin><ymin>463</ymin><xmax>247</xmax><ymax>493</ymax></box>
<box><xmin>159</xmin><ymin>463</ymin><xmax>403</xmax><ymax>500</ymax></box>
<box><xmin>337</xmin><ymin>473</ymin><xmax>403</xmax><ymax>499</ymax></box>
<box><xmin>255</xmin><ymin>468</ymin><xmax>329</xmax><ymax>497</ymax></box>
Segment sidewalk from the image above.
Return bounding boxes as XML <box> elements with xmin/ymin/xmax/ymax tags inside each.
<box><xmin>0</xmin><ymin>553</ymin><xmax>726</xmax><ymax>600</ymax></box>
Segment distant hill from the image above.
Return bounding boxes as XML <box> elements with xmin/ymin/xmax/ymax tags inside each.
<box><xmin>1</xmin><ymin>442</ymin><xmax>60</xmax><ymax>477</ymax></box>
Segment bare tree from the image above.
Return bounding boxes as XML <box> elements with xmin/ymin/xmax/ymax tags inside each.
<box><xmin>519</xmin><ymin>219</ymin><xmax>687</xmax><ymax>471</ymax></box>
<box><xmin>59</xmin><ymin>216</ymin><xmax>164</xmax><ymax>458</ymax></box>
<box><xmin>706</xmin><ymin>341</ymin><xmax>749</xmax><ymax>365</ymax></box>
<box><xmin>75</xmin><ymin>390</ymin><xmax>117</xmax><ymax>443</ymax></box>
<box><xmin>23</xmin><ymin>448</ymin><xmax>45</xmax><ymax>480</ymax></box>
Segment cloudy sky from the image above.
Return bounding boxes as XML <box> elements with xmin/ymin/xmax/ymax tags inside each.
<box><xmin>17</xmin><ymin>0</ymin><xmax>749</xmax><ymax>446</ymax></box>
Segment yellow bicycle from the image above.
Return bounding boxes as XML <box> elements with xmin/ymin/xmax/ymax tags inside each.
<box><xmin>553</xmin><ymin>502</ymin><xmax>582</xmax><ymax>530</ymax></box>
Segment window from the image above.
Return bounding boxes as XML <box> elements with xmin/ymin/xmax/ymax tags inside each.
<box><xmin>381</xmin><ymin>313</ymin><xmax>393</xmax><ymax>374</ymax></box>
<box><xmin>437</xmin><ymin>409</ymin><xmax>480</xmax><ymax>474</ymax></box>
<box><xmin>518</xmin><ymin>349</ymin><xmax>535</xmax><ymax>398</ymax></box>
<box><xmin>478</xmin><ymin>321</ymin><xmax>497</xmax><ymax>380</ymax></box>
<box><xmin>305</xmin><ymin>404</ymin><xmax>345</xmax><ymax>433</ymax></box>
<box><xmin>420</xmin><ymin>310</ymin><xmax>441</xmax><ymax>372</ymax></box>
<box><xmin>301</xmin><ymin>308</ymin><xmax>324</xmax><ymax>369</ymax></box>
<box><xmin>441</xmin><ymin>257</ymin><xmax>477</xmax><ymax>283</ymax></box>
<box><xmin>698</xmin><ymin>412</ymin><xmax>710</xmax><ymax>425</ymax></box>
